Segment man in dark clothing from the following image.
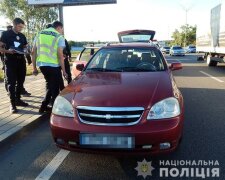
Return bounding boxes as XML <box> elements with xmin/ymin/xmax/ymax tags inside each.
<box><xmin>64</xmin><ymin>39</ymin><xmax>72</xmax><ymax>84</ymax></box>
<box><xmin>0</xmin><ymin>18</ymin><xmax>29</xmax><ymax>113</ymax></box>
<box><xmin>1</xmin><ymin>25</ymin><xmax>31</xmax><ymax>96</ymax></box>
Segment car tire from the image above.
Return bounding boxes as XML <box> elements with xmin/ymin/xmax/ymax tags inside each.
<box><xmin>207</xmin><ymin>55</ymin><xmax>217</xmax><ymax>66</ymax></box>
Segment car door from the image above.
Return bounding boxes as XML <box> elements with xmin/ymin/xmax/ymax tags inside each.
<box><xmin>72</xmin><ymin>47</ymin><xmax>99</xmax><ymax>78</ymax></box>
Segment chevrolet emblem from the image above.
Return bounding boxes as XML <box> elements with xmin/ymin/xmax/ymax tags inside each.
<box><xmin>105</xmin><ymin>114</ymin><xmax>112</xmax><ymax>119</ymax></box>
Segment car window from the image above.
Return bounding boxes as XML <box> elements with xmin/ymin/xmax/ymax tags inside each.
<box><xmin>85</xmin><ymin>48</ymin><xmax>165</xmax><ymax>72</ymax></box>
<box><xmin>173</xmin><ymin>46</ymin><xmax>182</xmax><ymax>50</ymax></box>
<box><xmin>80</xmin><ymin>48</ymin><xmax>97</xmax><ymax>62</ymax></box>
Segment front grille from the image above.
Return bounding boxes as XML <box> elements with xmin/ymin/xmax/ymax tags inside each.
<box><xmin>77</xmin><ymin>106</ymin><xmax>144</xmax><ymax>126</ymax></box>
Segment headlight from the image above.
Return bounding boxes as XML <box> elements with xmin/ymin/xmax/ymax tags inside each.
<box><xmin>147</xmin><ymin>97</ymin><xmax>180</xmax><ymax>120</ymax></box>
<box><xmin>52</xmin><ymin>96</ymin><xmax>74</xmax><ymax>118</ymax></box>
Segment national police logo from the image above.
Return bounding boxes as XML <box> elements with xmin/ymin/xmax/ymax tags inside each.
<box><xmin>135</xmin><ymin>159</ymin><xmax>154</xmax><ymax>179</ymax></box>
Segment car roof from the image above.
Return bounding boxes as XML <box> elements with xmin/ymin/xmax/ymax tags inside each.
<box><xmin>102</xmin><ymin>42</ymin><xmax>159</xmax><ymax>49</ymax></box>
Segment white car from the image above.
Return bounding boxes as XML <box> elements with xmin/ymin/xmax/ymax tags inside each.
<box><xmin>170</xmin><ymin>46</ymin><xmax>185</xmax><ymax>56</ymax></box>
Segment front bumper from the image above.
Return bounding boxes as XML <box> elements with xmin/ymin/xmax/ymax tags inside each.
<box><xmin>50</xmin><ymin>110</ymin><xmax>184</xmax><ymax>155</ymax></box>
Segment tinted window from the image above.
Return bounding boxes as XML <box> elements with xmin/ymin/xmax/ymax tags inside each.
<box><xmin>173</xmin><ymin>46</ymin><xmax>182</xmax><ymax>50</ymax></box>
<box><xmin>85</xmin><ymin>48</ymin><xmax>165</xmax><ymax>72</ymax></box>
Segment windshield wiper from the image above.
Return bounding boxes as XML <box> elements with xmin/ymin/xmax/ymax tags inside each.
<box><xmin>86</xmin><ymin>68</ymin><xmax>122</xmax><ymax>72</ymax></box>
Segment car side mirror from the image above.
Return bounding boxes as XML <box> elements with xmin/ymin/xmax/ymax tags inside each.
<box><xmin>170</xmin><ymin>62</ymin><xmax>182</xmax><ymax>71</ymax></box>
<box><xmin>76</xmin><ymin>64</ymin><xmax>85</xmax><ymax>71</ymax></box>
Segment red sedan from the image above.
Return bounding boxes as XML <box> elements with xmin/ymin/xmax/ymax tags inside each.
<box><xmin>51</xmin><ymin>31</ymin><xmax>184</xmax><ymax>155</ymax></box>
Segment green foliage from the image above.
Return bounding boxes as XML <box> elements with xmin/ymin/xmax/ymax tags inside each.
<box><xmin>0</xmin><ymin>0</ymin><xmax>58</xmax><ymax>41</ymax></box>
<box><xmin>171</xmin><ymin>24</ymin><xmax>196</xmax><ymax>47</ymax></box>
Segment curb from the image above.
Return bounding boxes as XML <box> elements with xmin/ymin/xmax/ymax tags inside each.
<box><xmin>0</xmin><ymin>112</ymin><xmax>50</xmax><ymax>149</ymax></box>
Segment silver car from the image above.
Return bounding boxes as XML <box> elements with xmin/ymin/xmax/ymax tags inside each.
<box><xmin>161</xmin><ymin>46</ymin><xmax>170</xmax><ymax>54</ymax></box>
<box><xmin>170</xmin><ymin>46</ymin><xmax>185</xmax><ymax>56</ymax></box>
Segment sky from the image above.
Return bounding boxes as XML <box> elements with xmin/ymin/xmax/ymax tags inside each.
<box><xmin>0</xmin><ymin>0</ymin><xmax>224</xmax><ymax>41</ymax></box>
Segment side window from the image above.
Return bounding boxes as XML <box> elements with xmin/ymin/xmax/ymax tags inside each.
<box><xmin>80</xmin><ymin>48</ymin><xmax>96</xmax><ymax>62</ymax></box>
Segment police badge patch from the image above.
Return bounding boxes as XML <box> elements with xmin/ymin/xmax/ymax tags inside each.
<box><xmin>135</xmin><ymin>159</ymin><xmax>155</xmax><ymax>179</ymax></box>
<box><xmin>16</xmin><ymin>36</ymin><xmax>20</xmax><ymax>40</ymax></box>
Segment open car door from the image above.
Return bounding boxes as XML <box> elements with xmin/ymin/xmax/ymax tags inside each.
<box><xmin>118</xmin><ymin>30</ymin><xmax>156</xmax><ymax>43</ymax></box>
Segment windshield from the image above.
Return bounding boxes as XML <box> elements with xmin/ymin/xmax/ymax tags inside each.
<box><xmin>85</xmin><ymin>48</ymin><xmax>166</xmax><ymax>72</ymax></box>
<box><xmin>173</xmin><ymin>46</ymin><xmax>182</xmax><ymax>50</ymax></box>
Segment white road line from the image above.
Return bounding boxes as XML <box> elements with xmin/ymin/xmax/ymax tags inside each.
<box><xmin>200</xmin><ymin>71</ymin><xmax>224</xmax><ymax>83</ymax></box>
<box><xmin>35</xmin><ymin>149</ymin><xmax>70</xmax><ymax>180</ymax></box>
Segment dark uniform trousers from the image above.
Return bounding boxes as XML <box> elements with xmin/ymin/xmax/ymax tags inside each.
<box><xmin>5</xmin><ymin>55</ymin><xmax>26</xmax><ymax>103</ymax></box>
<box><xmin>40</xmin><ymin>66</ymin><xmax>61</xmax><ymax>108</ymax></box>
<box><xmin>59</xmin><ymin>57</ymin><xmax>72</xmax><ymax>91</ymax></box>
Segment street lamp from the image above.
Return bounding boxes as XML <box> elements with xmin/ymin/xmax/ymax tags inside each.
<box><xmin>179</xmin><ymin>1</ymin><xmax>194</xmax><ymax>47</ymax></box>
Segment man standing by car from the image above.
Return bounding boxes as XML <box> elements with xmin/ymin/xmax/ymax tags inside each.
<box><xmin>0</xmin><ymin>18</ymin><xmax>29</xmax><ymax>113</ymax></box>
<box><xmin>32</xmin><ymin>21</ymin><xmax>68</xmax><ymax>113</ymax></box>
<box><xmin>64</xmin><ymin>39</ymin><xmax>72</xmax><ymax>84</ymax></box>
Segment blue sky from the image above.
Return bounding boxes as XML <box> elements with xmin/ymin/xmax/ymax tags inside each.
<box><xmin>0</xmin><ymin>0</ymin><xmax>224</xmax><ymax>41</ymax></box>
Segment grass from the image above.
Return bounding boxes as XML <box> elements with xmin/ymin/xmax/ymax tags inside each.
<box><xmin>0</xmin><ymin>70</ymin><xmax>3</xmax><ymax>81</ymax></box>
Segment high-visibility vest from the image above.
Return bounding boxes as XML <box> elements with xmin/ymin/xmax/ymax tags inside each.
<box><xmin>36</xmin><ymin>28</ymin><xmax>62</xmax><ymax>65</ymax></box>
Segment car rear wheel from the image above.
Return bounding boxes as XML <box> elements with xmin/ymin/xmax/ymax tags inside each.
<box><xmin>207</xmin><ymin>55</ymin><xmax>217</xmax><ymax>66</ymax></box>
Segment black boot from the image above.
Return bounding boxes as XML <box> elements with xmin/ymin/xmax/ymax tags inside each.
<box><xmin>10</xmin><ymin>102</ymin><xmax>18</xmax><ymax>114</ymax></box>
<box><xmin>39</xmin><ymin>105</ymin><xmax>52</xmax><ymax>114</ymax></box>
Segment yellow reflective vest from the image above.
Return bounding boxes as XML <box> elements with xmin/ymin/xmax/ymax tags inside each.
<box><xmin>36</xmin><ymin>28</ymin><xmax>62</xmax><ymax>65</ymax></box>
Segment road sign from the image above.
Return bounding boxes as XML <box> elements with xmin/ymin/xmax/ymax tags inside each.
<box><xmin>27</xmin><ymin>0</ymin><xmax>117</xmax><ymax>6</ymax></box>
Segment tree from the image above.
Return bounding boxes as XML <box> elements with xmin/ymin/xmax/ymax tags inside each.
<box><xmin>0</xmin><ymin>0</ymin><xmax>58</xmax><ymax>41</ymax></box>
<box><xmin>171</xmin><ymin>24</ymin><xmax>196</xmax><ymax>46</ymax></box>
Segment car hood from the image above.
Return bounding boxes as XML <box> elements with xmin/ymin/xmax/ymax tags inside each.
<box><xmin>64</xmin><ymin>71</ymin><xmax>173</xmax><ymax>109</ymax></box>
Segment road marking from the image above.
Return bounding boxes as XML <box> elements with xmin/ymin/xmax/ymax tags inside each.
<box><xmin>35</xmin><ymin>149</ymin><xmax>70</xmax><ymax>180</ymax></box>
<box><xmin>200</xmin><ymin>71</ymin><xmax>224</xmax><ymax>83</ymax></box>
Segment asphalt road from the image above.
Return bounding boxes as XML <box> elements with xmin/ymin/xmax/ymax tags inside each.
<box><xmin>0</xmin><ymin>54</ymin><xmax>225</xmax><ymax>180</ymax></box>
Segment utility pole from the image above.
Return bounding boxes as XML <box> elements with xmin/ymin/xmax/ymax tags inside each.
<box><xmin>179</xmin><ymin>1</ymin><xmax>194</xmax><ymax>47</ymax></box>
<box><xmin>58</xmin><ymin>5</ymin><xmax>64</xmax><ymax>25</ymax></box>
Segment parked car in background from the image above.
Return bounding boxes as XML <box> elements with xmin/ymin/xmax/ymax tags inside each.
<box><xmin>51</xmin><ymin>30</ymin><xmax>184</xmax><ymax>155</ymax></box>
<box><xmin>72</xmin><ymin>46</ymin><xmax>100</xmax><ymax>78</ymax></box>
<box><xmin>161</xmin><ymin>46</ymin><xmax>170</xmax><ymax>54</ymax></box>
<box><xmin>185</xmin><ymin>45</ymin><xmax>196</xmax><ymax>53</ymax></box>
<box><xmin>170</xmin><ymin>46</ymin><xmax>185</xmax><ymax>56</ymax></box>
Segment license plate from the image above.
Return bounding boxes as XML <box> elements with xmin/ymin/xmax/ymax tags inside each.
<box><xmin>80</xmin><ymin>133</ymin><xmax>134</xmax><ymax>149</ymax></box>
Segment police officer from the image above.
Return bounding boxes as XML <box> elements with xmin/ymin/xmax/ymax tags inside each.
<box><xmin>1</xmin><ymin>25</ymin><xmax>31</xmax><ymax>96</ymax></box>
<box><xmin>59</xmin><ymin>39</ymin><xmax>72</xmax><ymax>90</ymax></box>
<box><xmin>0</xmin><ymin>18</ymin><xmax>29</xmax><ymax>113</ymax></box>
<box><xmin>64</xmin><ymin>39</ymin><xmax>72</xmax><ymax>84</ymax></box>
<box><xmin>32</xmin><ymin>21</ymin><xmax>68</xmax><ymax>113</ymax></box>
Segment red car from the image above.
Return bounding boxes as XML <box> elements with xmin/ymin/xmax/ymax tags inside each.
<box><xmin>51</xmin><ymin>30</ymin><xmax>184</xmax><ymax>155</ymax></box>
